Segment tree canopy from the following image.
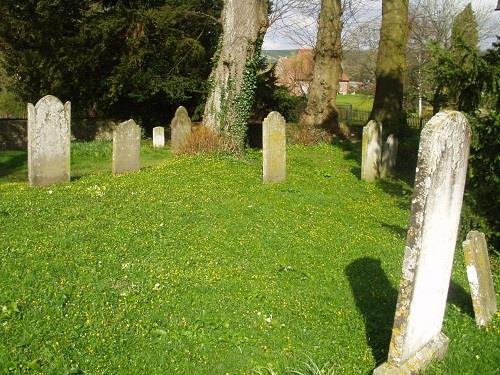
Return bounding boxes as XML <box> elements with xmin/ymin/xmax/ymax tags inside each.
<box><xmin>0</xmin><ymin>0</ymin><xmax>223</xmax><ymax>127</ymax></box>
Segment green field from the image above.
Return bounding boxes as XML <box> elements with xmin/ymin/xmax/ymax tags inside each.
<box><xmin>336</xmin><ymin>94</ymin><xmax>374</xmax><ymax>112</ymax></box>
<box><xmin>0</xmin><ymin>141</ymin><xmax>498</xmax><ymax>374</ymax></box>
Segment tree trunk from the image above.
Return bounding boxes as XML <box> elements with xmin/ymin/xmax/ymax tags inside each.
<box><xmin>203</xmin><ymin>0</ymin><xmax>269</xmax><ymax>151</ymax></box>
<box><xmin>300</xmin><ymin>0</ymin><xmax>342</xmax><ymax>134</ymax></box>
<box><xmin>370</xmin><ymin>0</ymin><xmax>409</xmax><ymax>133</ymax></box>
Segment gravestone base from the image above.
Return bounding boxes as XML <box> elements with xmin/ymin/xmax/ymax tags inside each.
<box><xmin>374</xmin><ymin>333</ymin><xmax>449</xmax><ymax>375</ymax></box>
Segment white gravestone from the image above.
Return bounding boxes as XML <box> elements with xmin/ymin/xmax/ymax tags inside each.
<box><xmin>27</xmin><ymin>95</ymin><xmax>71</xmax><ymax>186</ymax></box>
<box><xmin>153</xmin><ymin>126</ymin><xmax>165</xmax><ymax>148</ymax></box>
<box><xmin>262</xmin><ymin>111</ymin><xmax>286</xmax><ymax>183</ymax></box>
<box><xmin>463</xmin><ymin>231</ymin><xmax>497</xmax><ymax>327</ymax></box>
<box><xmin>361</xmin><ymin>120</ymin><xmax>382</xmax><ymax>182</ymax></box>
<box><xmin>112</xmin><ymin>119</ymin><xmax>141</xmax><ymax>175</ymax></box>
<box><xmin>375</xmin><ymin>111</ymin><xmax>471</xmax><ymax>374</ymax></box>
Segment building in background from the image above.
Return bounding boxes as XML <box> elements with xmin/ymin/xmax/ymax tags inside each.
<box><xmin>274</xmin><ymin>49</ymin><xmax>350</xmax><ymax>96</ymax></box>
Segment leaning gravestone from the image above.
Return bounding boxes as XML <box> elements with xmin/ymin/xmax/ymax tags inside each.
<box><xmin>374</xmin><ymin>111</ymin><xmax>471</xmax><ymax>374</ymax></box>
<box><xmin>170</xmin><ymin>106</ymin><xmax>192</xmax><ymax>153</ymax></box>
<box><xmin>380</xmin><ymin>134</ymin><xmax>398</xmax><ymax>178</ymax></box>
<box><xmin>361</xmin><ymin>120</ymin><xmax>382</xmax><ymax>182</ymax></box>
<box><xmin>27</xmin><ymin>95</ymin><xmax>71</xmax><ymax>186</ymax></box>
<box><xmin>153</xmin><ymin>126</ymin><xmax>165</xmax><ymax>148</ymax></box>
<box><xmin>463</xmin><ymin>231</ymin><xmax>497</xmax><ymax>327</ymax></box>
<box><xmin>112</xmin><ymin>119</ymin><xmax>141</xmax><ymax>175</ymax></box>
<box><xmin>263</xmin><ymin>111</ymin><xmax>286</xmax><ymax>183</ymax></box>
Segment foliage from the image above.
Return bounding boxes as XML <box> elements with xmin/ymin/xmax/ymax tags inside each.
<box><xmin>462</xmin><ymin>112</ymin><xmax>500</xmax><ymax>253</ymax></box>
<box><xmin>450</xmin><ymin>3</ymin><xmax>478</xmax><ymax>53</ymax></box>
<box><xmin>179</xmin><ymin>126</ymin><xmax>235</xmax><ymax>155</ymax></box>
<box><xmin>289</xmin><ymin>125</ymin><xmax>332</xmax><ymax>146</ymax></box>
<box><xmin>0</xmin><ymin>0</ymin><xmax>222</xmax><ymax>129</ymax></box>
<box><xmin>253</xmin><ymin>65</ymin><xmax>306</xmax><ymax>123</ymax></box>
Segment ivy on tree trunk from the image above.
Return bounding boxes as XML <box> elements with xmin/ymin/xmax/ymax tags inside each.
<box><xmin>203</xmin><ymin>0</ymin><xmax>269</xmax><ymax>152</ymax></box>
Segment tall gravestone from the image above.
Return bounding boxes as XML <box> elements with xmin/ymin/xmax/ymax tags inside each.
<box><xmin>153</xmin><ymin>126</ymin><xmax>165</xmax><ymax>148</ymax></box>
<box><xmin>112</xmin><ymin>119</ymin><xmax>141</xmax><ymax>175</ymax></box>
<box><xmin>380</xmin><ymin>134</ymin><xmax>399</xmax><ymax>178</ymax></box>
<box><xmin>263</xmin><ymin>111</ymin><xmax>286</xmax><ymax>183</ymax></box>
<box><xmin>361</xmin><ymin>120</ymin><xmax>382</xmax><ymax>182</ymax></box>
<box><xmin>27</xmin><ymin>95</ymin><xmax>71</xmax><ymax>186</ymax></box>
<box><xmin>374</xmin><ymin>112</ymin><xmax>471</xmax><ymax>374</ymax></box>
<box><xmin>463</xmin><ymin>231</ymin><xmax>497</xmax><ymax>327</ymax></box>
<box><xmin>170</xmin><ymin>106</ymin><xmax>192</xmax><ymax>154</ymax></box>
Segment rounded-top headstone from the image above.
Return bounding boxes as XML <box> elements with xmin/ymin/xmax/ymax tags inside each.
<box><xmin>262</xmin><ymin>111</ymin><xmax>286</xmax><ymax>183</ymax></box>
<box><xmin>28</xmin><ymin>95</ymin><xmax>71</xmax><ymax>186</ymax></box>
<box><xmin>171</xmin><ymin>106</ymin><xmax>192</xmax><ymax>154</ymax></box>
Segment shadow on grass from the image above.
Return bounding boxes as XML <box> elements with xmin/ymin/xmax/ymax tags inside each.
<box><xmin>448</xmin><ymin>280</ymin><xmax>474</xmax><ymax>318</ymax></box>
<box><xmin>0</xmin><ymin>151</ymin><xmax>26</xmax><ymax>178</ymax></box>
<box><xmin>345</xmin><ymin>257</ymin><xmax>397</xmax><ymax>366</ymax></box>
<box><xmin>381</xmin><ymin>222</ymin><xmax>407</xmax><ymax>239</ymax></box>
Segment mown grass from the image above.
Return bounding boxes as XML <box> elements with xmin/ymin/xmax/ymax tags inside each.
<box><xmin>0</xmin><ymin>141</ymin><xmax>172</xmax><ymax>184</ymax></box>
<box><xmin>336</xmin><ymin>95</ymin><xmax>374</xmax><ymax>112</ymax></box>
<box><xmin>0</xmin><ymin>142</ymin><xmax>498</xmax><ymax>374</ymax></box>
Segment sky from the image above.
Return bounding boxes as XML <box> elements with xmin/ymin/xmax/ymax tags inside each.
<box><xmin>263</xmin><ymin>0</ymin><xmax>500</xmax><ymax>50</ymax></box>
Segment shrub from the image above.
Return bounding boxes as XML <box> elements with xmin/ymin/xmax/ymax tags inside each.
<box><xmin>289</xmin><ymin>124</ymin><xmax>332</xmax><ymax>146</ymax></box>
<box><xmin>461</xmin><ymin>111</ymin><xmax>500</xmax><ymax>253</ymax></box>
<box><xmin>179</xmin><ymin>126</ymin><xmax>235</xmax><ymax>155</ymax></box>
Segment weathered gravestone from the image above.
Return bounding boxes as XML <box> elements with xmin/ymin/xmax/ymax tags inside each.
<box><xmin>380</xmin><ymin>134</ymin><xmax>399</xmax><ymax>178</ymax></box>
<box><xmin>28</xmin><ymin>95</ymin><xmax>71</xmax><ymax>186</ymax></box>
<box><xmin>263</xmin><ymin>111</ymin><xmax>286</xmax><ymax>183</ymax></box>
<box><xmin>361</xmin><ymin>120</ymin><xmax>382</xmax><ymax>182</ymax></box>
<box><xmin>463</xmin><ymin>231</ymin><xmax>497</xmax><ymax>327</ymax></box>
<box><xmin>112</xmin><ymin>119</ymin><xmax>141</xmax><ymax>175</ymax></box>
<box><xmin>170</xmin><ymin>106</ymin><xmax>192</xmax><ymax>153</ymax></box>
<box><xmin>153</xmin><ymin>126</ymin><xmax>165</xmax><ymax>148</ymax></box>
<box><xmin>374</xmin><ymin>111</ymin><xmax>471</xmax><ymax>374</ymax></box>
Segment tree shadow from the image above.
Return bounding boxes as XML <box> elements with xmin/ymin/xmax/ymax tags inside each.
<box><xmin>345</xmin><ymin>258</ymin><xmax>398</xmax><ymax>365</ymax></box>
<box><xmin>0</xmin><ymin>151</ymin><xmax>27</xmax><ymax>178</ymax></box>
<box><xmin>448</xmin><ymin>279</ymin><xmax>474</xmax><ymax>318</ymax></box>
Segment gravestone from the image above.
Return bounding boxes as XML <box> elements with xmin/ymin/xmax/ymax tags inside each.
<box><xmin>170</xmin><ymin>106</ymin><xmax>192</xmax><ymax>153</ymax></box>
<box><xmin>27</xmin><ymin>95</ymin><xmax>71</xmax><ymax>186</ymax></box>
<box><xmin>153</xmin><ymin>126</ymin><xmax>165</xmax><ymax>148</ymax></box>
<box><xmin>112</xmin><ymin>119</ymin><xmax>141</xmax><ymax>175</ymax></box>
<box><xmin>263</xmin><ymin>111</ymin><xmax>286</xmax><ymax>183</ymax></box>
<box><xmin>374</xmin><ymin>111</ymin><xmax>471</xmax><ymax>374</ymax></box>
<box><xmin>361</xmin><ymin>120</ymin><xmax>382</xmax><ymax>182</ymax></box>
<box><xmin>463</xmin><ymin>231</ymin><xmax>497</xmax><ymax>327</ymax></box>
<box><xmin>380</xmin><ymin>134</ymin><xmax>399</xmax><ymax>178</ymax></box>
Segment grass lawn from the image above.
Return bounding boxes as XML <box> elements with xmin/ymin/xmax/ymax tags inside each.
<box><xmin>0</xmin><ymin>141</ymin><xmax>498</xmax><ymax>374</ymax></box>
<box><xmin>336</xmin><ymin>94</ymin><xmax>374</xmax><ymax>112</ymax></box>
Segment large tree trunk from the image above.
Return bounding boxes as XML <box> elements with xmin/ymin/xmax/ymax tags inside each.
<box><xmin>300</xmin><ymin>0</ymin><xmax>342</xmax><ymax>134</ymax></box>
<box><xmin>369</xmin><ymin>0</ymin><xmax>409</xmax><ymax>133</ymax></box>
<box><xmin>203</xmin><ymin>0</ymin><xmax>269</xmax><ymax>151</ymax></box>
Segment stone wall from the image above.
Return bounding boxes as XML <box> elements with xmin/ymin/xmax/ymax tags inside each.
<box><xmin>0</xmin><ymin>118</ymin><xmax>117</xmax><ymax>150</ymax></box>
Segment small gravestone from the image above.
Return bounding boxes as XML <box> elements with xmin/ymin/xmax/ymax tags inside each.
<box><xmin>27</xmin><ymin>95</ymin><xmax>71</xmax><ymax>186</ymax></box>
<box><xmin>263</xmin><ymin>111</ymin><xmax>286</xmax><ymax>183</ymax></box>
<box><xmin>153</xmin><ymin>126</ymin><xmax>165</xmax><ymax>148</ymax></box>
<box><xmin>463</xmin><ymin>231</ymin><xmax>497</xmax><ymax>327</ymax></box>
<box><xmin>112</xmin><ymin>119</ymin><xmax>141</xmax><ymax>175</ymax></box>
<box><xmin>170</xmin><ymin>106</ymin><xmax>192</xmax><ymax>153</ymax></box>
<box><xmin>374</xmin><ymin>112</ymin><xmax>471</xmax><ymax>374</ymax></box>
<box><xmin>380</xmin><ymin>134</ymin><xmax>398</xmax><ymax>178</ymax></box>
<box><xmin>361</xmin><ymin>120</ymin><xmax>382</xmax><ymax>182</ymax></box>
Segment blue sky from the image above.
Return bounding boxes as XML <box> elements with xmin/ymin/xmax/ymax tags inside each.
<box><xmin>263</xmin><ymin>0</ymin><xmax>500</xmax><ymax>50</ymax></box>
